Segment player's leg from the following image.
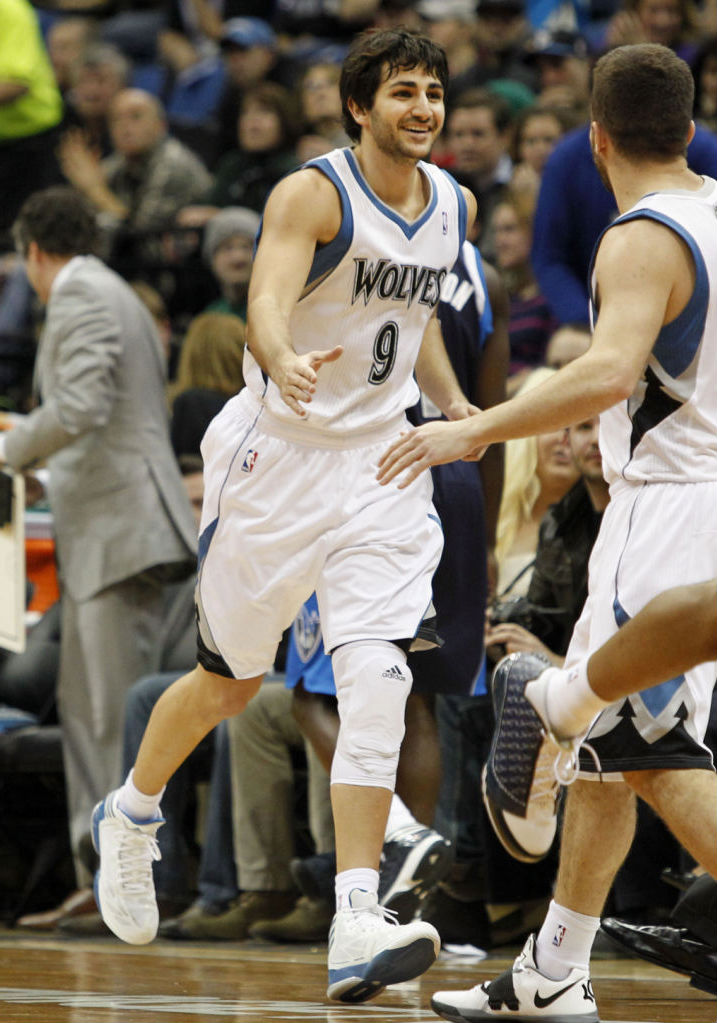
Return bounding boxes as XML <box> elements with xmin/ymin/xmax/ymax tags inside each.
<box><xmin>528</xmin><ymin>580</ymin><xmax>717</xmax><ymax>743</ymax></box>
<box><xmin>92</xmin><ymin>664</ymin><xmax>262</xmax><ymax>945</ymax></box>
<box><xmin>626</xmin><ymin>767</ymin><xmax>717</xmax><ymax>877</ymax></box>
<box><xmin>321</xmin><ymin>448</ymin><xmax>444</xmax><ymax>1003</ymax></box>
<box><xmin>432</xmin><ymin>779</ymin><xmax>633</xmax><ymax>1022</ymax></box>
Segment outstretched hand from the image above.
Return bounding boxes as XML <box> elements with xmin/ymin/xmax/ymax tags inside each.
<box><xmin>275</xmin><ymin>345</ymin><xmax>343</xmax><ymax>416</ymax></box>
<box><xmin>377</xmin><ymin>419</ymin><xmax>486</xmax><ymax>488</ymax></box>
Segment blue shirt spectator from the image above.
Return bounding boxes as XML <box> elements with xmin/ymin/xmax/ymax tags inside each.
<box><xmin>532</xmin><ymin>122</ymin><xmax>717</xmax><ymax>324</ymax></box>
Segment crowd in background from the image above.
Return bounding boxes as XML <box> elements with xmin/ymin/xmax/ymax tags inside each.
<box><xmin>0</xmin><ymin>0</ymin><xmax>715</xmax><ymax>947</ymax></box>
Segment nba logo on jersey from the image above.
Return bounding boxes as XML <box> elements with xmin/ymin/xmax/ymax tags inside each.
<box><xmin>241</xmin><ymin>449</ymin><xmax>258</xmax><ymax>473</ymax></box>
<box><xmin>442</xmin><ymin>211</ymin><xmax>448</xmax><ymax>234</ymax></box>
<box><xmin>553</xmin><ymin>925</ymin><xmax>567</xmax><ymax>948</ymax></box>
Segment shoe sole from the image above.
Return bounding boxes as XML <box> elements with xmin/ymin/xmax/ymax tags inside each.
<box><xmin>481</xmin><ymin>764</ymin><xmax>546</xmax><ymax>864</ymax></box>
<box><xmin>381</xmin><ymin>839</ymin><xmax>454</xmax><ymax>922</ymax></box>
<box><xmin>327</xmin><ymin>936</ymin><xmax>438</xmax><ymax>1003</ymax></box>
<box><xmin>431</xmin><ymin>995</ymin><xmax>599</xmax><ymax>1023</ymax></box>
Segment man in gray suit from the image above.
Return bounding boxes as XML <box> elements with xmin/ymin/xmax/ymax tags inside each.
<box><xmin>0</xmin><ymin>186</ymin><xmax>198</xmax><ymax>888</ymax></box>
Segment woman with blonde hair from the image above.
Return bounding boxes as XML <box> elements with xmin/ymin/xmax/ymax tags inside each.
<box><xmin>493</xmin><ymin>367</ymin><xmax>579</xmax><ymax>599</ymax></box>
<box><xmin>169</xmin><ymin>312</ymin><xmax>246</xmax><ymax>459</ymax></box>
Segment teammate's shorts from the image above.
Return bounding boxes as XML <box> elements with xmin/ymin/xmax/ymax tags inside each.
<box><xmin>195</xmin><ymin>389</ymin><xmax>443</xmax><ymax>680</ymax></box>
<box><xmin>565</xmin><ymin>478</ymin><xmax>717</xmax><ymax>779</ymax></box>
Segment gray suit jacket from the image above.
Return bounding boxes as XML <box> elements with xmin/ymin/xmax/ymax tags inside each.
<box><xmin>4</xmin><ymin>256</ymin><xmax>197</xmax><ymax>601</ymax></box>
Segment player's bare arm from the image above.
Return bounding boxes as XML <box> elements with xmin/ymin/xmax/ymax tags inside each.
<box><xmin>247</xmin><ymin>169</ymin><xmax>344</xmax><ymax>416</ymax></box>
<box><xmin>378</xmin><ymin>217</ymin><xmax>686</xmax><ymax>487</ymax></box>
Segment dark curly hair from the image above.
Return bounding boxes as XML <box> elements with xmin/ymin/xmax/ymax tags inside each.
<box><xmin>12</xmin><ymin>186</ymin><xmax>99</xmax><ymax>258</ymax></box>
<box><xmin>340</xmin><ymin>28</ymin><xmax>449</xmax><ymax>143</ymax></box>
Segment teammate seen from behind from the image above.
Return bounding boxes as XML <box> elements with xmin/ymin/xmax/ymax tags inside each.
<box><xmin>377</xmin><ymin>43</ymin><xmax>717</xmax><ymax>1023</ymax></box>
<box><xmin>91</xmin><ymin>28</ymin><xmax>478</xmax><ymax>1005</ymax></box>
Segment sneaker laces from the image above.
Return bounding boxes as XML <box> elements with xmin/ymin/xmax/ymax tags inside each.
<box><xmin>552</xmin><ymin>737</ymin><xmax>602</xmax><ymax>786</ymax></box>
<box><xmin>116</xmin><ymin>827</ymin><xmax>161</xmax><ymax>895</ymax></box>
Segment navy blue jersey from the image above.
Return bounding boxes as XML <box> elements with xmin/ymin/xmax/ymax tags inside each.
<box><xmin>407</xmin><ymin>241</ymin><xmax>493</xmax><ymax>695</ymax></box>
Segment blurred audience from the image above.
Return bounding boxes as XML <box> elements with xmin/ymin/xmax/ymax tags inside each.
<box><xmin>59</xmin><ymin>87</ymin><xmax>212</xmax><ymax>259</ymax></box>
<box><xmin>0</xmin><ymin>0</ymin><xmax>63</xmax><ymax>240</ymax></box>
<box><xmin>61</xmin><ymin>43</ymin><xmax>130</xmax><ymax>159</ymax></box>
<box><xmin>169</xmin><ymin>312</ymin><xmax>247</xmax><ymax>460</ymax></box>
<box><xmin>444</xmin><ymin>88</ymin><xmax>515</xmax><ymax>259</ymax></box>
<box><xmin>202</xmin><ymin>205</ymin><xmax>260</xmax><ymax>320</ymax></box>
<box><xmin>491</xmin><ymin>190</ymin><xmax>557</xmax><ymax>390</ymax></box>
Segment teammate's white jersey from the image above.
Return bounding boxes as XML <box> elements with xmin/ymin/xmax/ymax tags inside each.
<box><xmin>244</xmin><ymin>146</ymin><xmax>467</xmax><ymax>436</ymax></box>
<box><xmin>591</xmin><ymin>176</ymin><xmax>717</xmax><ymax>485</ymax></box>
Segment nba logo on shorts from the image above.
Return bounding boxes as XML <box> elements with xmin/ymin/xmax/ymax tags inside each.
<box><xmin>241</xmin><ymin>449</ymin><xmax>258</xmax><ymax>473</ymax></box>
<box><xmin>442</xmin><ymin>211</ymin><xmax>448</xmax><ymax>234</ymax></box>
<box><xmin>553</xmin><ymin>925</ymin><xmax>566</xmax><ymax>948</ymax></box>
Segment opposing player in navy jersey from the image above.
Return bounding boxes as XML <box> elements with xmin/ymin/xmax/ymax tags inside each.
<box><xmin>379</xmin><ymin>43</ymin><xmax>717</xmax><ymax>1022</ymax></box>
<box><xmin>91</xmin><ymin>28</ymin><xmax>479</xmax><ymax>1004</ymax></box>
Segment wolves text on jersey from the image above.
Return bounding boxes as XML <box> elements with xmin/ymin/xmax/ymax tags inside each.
<box><xmin>351</xmin><ymin>258</ymin><xmax>447</xmax><ymax>309</ymax></box>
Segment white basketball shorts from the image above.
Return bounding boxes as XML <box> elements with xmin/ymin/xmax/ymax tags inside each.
<box><xmin>195</xmin><ymin>389</ymin><xmax>444</xmax><ymax>680</ymax></box>
<box><xmin>565</xmin><ymin>478</ymin><xmax>717</xmax><ymax>779</ymax></box>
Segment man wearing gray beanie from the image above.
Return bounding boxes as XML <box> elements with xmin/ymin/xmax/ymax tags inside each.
<box><xmin>202</xmin><ymin>207</ymin><xmax>261</xmax><ymax>321</ymax></box>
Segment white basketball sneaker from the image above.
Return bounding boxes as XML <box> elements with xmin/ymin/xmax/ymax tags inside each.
<box><xmin>431</xmin><ymin>934</ymin><xmax>598</xmax><ymax>1022</ymax></box>
<box><xmin>91</xmin><ymin>789</ymin><xmax>163</xmax><ymax>945</ymax></box>
<box><xmin>327</xmin><ymin>888</ymin><xmax>440</xmax><ymax>1003</ymax></box>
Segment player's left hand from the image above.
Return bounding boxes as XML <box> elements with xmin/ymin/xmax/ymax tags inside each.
<box><xmin>377</xmin><ymin>419</ymin><xmax>484</xmax><ymax>488</ymax></box>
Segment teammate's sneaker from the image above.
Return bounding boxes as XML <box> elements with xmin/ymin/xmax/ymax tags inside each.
<box><xmin>327</xmin><ymin>888</ymin><xmax>440</xmax><ymax>1003</ymax></box>
<box><xmin>431</xmin><ymin>933</ymin><xmax>598</xmax><ymax>1022</ymax></box>
<box><xmin>91</xmin><ymin>790</ymin><xmax>163</xmax><ymax>945</ymax></box>
<box><xmin>482</xmin><ymin>653</ymin><xmax>577</xmax><ymax>863</ymax></box>
<box><xmin>379</xmin><ymin>825</ymin><xmax>453</xmax><ymax>923</ymax></box>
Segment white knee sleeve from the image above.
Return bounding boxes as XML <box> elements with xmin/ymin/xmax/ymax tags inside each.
<box><xmin>331</xmin><ymin>640</ymin><xmax>412</xmax><ymax>791</ymax></box>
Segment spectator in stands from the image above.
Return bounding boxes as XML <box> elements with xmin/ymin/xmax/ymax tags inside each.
<box><xmin>486</xmin><ymin>416</ymin><xmax>608</xmax><ymax>665</ymax></box>
<box><xmin>692</xmin><ymin>34</ymin><xmax>717</xmax><ymax>133</ymax></box>
<box><xmin>416</xmin><ymin>0</ymin><xmax>480</xmax><ymax>80</ymax></box>
<box><xmin>544</xmin><ymin>322</ymin><xmax>590</xmax><ymax>369</ymax></box>
<box><xmin>449</xmin><ymin>0</ymin><xmax>535</xmax><ymax>99</ymax></box>
<box><xmin>531</xmin><ymin>119</ymin><xmax>717</xmax><ymax>324</ymax></box>
<box><xmin>182</xmin><ymin>81</ymin><xmax>299</xmax><ymax>225</ymax></box>
<box><xmin>46</xmin><ymin>17</ymin><xmax>97</xmax><ymax>97</ymax></box>
<box><xmin>509</xmin><ymin>104</ymin><xmax>567</xmax><ymax>196</ymax></box>
<box><xmin>491</xmin><ymin>190</ymin><xmax>557</xmax><ymax>392</ymax></box>
<box><xmin>62</xmin><ymin>43</ymin><xmax>130</xmax><ymax>159</ymax></box>
<box><xmin>214</xmin><ymin>18</ymin><xmax>289</xmax><ymax>161</ymax></box>
<box><xmin>299</xmin><ymin>61</ymin><xmax>348</xmax><ymax>148</ymax></box>
<box><xmin>600</xmin><ymin>0</ymin><xmax>702</xmax><ymax>63</ymax></box>
<box><xmin>444</xmin><ymin>88</ymin><xmax>514</xmax><ymax>260</ymax></box>
<box><xmin>492</xmin><ymin>368</ymin><xmax>579</xmax><ymax>602</ymax></box>
<box><xmin>0</xmin><ymin>0</ymin><xmax>64</xmax><ymax>240</ymax></box>
<box><xmin>202</xmin><ymin>206</ymin><xmax>260</xmax><ymax>320</ymax></box>
<box><xmin>169</xmin><ymin>312</ymin><xmax>247</xmax><ymax>460</ymax></box>
<box><xmin>525</xmin><ymin>29</ymin><xmax>591</xmax><ymax>109</ymax></box>
<box><xmin>59</xmin><ymin>87</ymin><xmax>212</xmax><ymax>258</ymax></box>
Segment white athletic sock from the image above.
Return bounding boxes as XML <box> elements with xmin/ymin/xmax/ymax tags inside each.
<box><xmin>335</xmin><ymin>868</ymin><xmax>379</xmax><ymax>910</ymax></box>
<box><xmin>384</xmin><ymin>794</ymin><xmax>418</xmax><ymax>841</ymax></box>
<box><xmin>534</xmin><ymin>900</ymin><xmax>600</xmax><ymax>979</ymax></box>
<box><xmin>526</xmin><ymin>659</ymin><xmax>610</xmax><ymax>741</ymax></box>
<box><xmin>116</xmin><ymin>768</ymin><xmax>164</xmax><ymax>822</ymax></box>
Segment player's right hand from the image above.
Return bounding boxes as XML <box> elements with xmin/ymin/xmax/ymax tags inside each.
<box><xmin>275</xmin><ymin>346</ymin><xmax>343</xmax><ymax>417</ymax></box>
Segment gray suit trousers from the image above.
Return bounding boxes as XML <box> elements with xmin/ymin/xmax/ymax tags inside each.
<box><xmin>57</xmin><ymin>573</ymin><xmax>167</xmax><ymax>886</ymax></box>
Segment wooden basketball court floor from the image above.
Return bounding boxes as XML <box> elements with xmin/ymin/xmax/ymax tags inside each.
<box><xmin>0</xmin><ymin>929</ymin><xmax>713</xmax><ymax>1023</ymax></box>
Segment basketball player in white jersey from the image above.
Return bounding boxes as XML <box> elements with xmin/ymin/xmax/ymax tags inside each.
<box><xmin>379</xmin><ymin>43</ymin><xmax>717</xmax><ymax>1022</ymax></box>
<box><xmin>90</xmin><ymin>29</ymin><xmax>478</xmax><ymax>1004</ymax></box>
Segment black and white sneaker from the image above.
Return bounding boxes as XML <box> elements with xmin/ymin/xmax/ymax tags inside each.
<box><xmin>379</xmin><ymin>825</ymin><xmax>453</xmax><ymax>924</ymax></box>
<box><xmin>482</xmin><ymin>653</ymin><xmax>578</xmax><ymax>864</ymax></box>
<box><xmin>431</xmin><ymin>933</ymin><xmax>598</xmax><ymax>1021</ymax></box>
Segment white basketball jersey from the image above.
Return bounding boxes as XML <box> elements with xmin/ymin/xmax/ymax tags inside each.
<box><xmin>591</xmin><ymin>176</ymin><xmax>717</xmax><ymax>484</ymax></box>
<box><xmin>244</xmin><ymin>147</ymin><xmax>467</xmax><ymax>435</ymax></box>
